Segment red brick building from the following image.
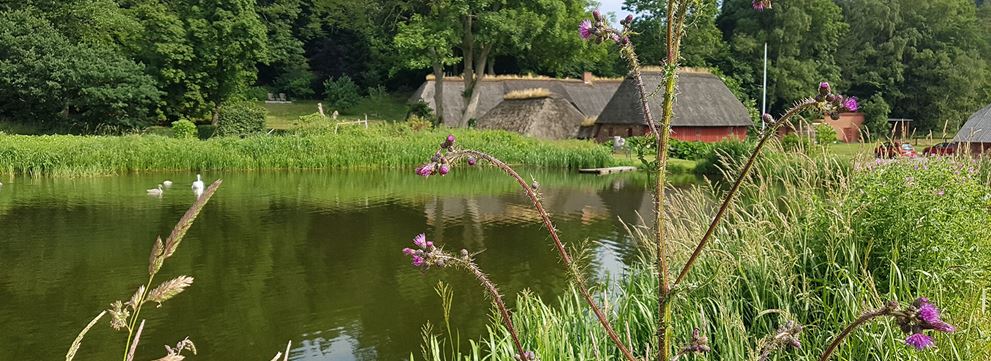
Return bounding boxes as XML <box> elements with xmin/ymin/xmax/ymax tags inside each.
<box><xmin>593</xmin><ymin>70</ymin><xmax>752</xmax><ymax>142</ymax></box>
<box><xmin>819</xmin><ymin>112</ymin><xmax>865</xmax><ymax>143</ymax></box>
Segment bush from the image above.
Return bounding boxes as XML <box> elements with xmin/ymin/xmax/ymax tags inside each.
<box><xmin>694</xmin><ymin>139</ymin><xmax>754</xmax><ymax>180</ymax></box>
<box><xmin>171</xmin><ymin>119</ymin><xmax>197</xmax><ymax>139</ymax></box>
<box><xmin>861</xmin><ymin>93</ymin><xmax>891</xmax><ymax>140</ymax></box>
<box><xmin>367</xmin><ymin>85</ymin><xmax>389</xmax><ymax>100</ymax></box>
<box><xmin>407</xmin><ymin>101</ymin><xmax>434</xmax><ymax>120</ymax></box>
<box><xmin>244</xmin><ymin>86</ymin><xmax>270</xmax><ymax>101</ymax></box>
<box><xmin>781</xmin><ymin>133</ymin><xmax>813</xmax><ymax>152</ymax></box>
<box><xmin>323</xmin><ymin>75</ymin><xmax>361</xmax><ymax>112</ymax></box>
<box><xmin>196</xmin><ymin>125</ymin><xmax>217</xmax><ymax>139</ymax></box>
<box><xmin>216</xmin><ymin>101</ymin><xmax>266</xmax><ymax>137</ymax></box>
<box><xmin>406</xmin><ymin>115</ymin><xmax>432</xmax><ymax>131</ymax></box>
<box><xmin>274</xmin><ymin>63</ymin><xmax>316</xmax><ymax>98</ymax></box>
<box><xmin>668</xmin><ymin>139</ymin><xmax>711</xmax><ymax>160</ymax></box>
<box><xmin>815</xmin><ymin>124</ymin><xmax>837</xmax><ymax>144</ymax></box>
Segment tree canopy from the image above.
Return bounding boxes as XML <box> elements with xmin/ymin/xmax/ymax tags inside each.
<box><xmin>0</xmin><ymin>0</ymin><xmax>989</xmax><ymax>132</ymax></box>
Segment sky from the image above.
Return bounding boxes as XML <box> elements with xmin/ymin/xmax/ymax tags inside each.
<box><xmin>595</xmin><ymin>0</ymin><xmax>636</xmax><ymax>24</ymax></box>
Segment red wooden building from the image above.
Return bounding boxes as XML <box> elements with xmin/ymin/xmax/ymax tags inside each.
<box><xmin>592</xmin><ymin>69</ymin><xmax>752</xmax><ymax>142</ymax></box>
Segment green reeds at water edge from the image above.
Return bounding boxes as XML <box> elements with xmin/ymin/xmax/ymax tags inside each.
<box><xmin>418</xmin><ymin>149</ymin><xmax>991</xmax><ymax>361</ymax></box>
<box><xmin>0</xmin><ymin>126</ymin><xmax>613</xmax><ymax>176</ymax></box>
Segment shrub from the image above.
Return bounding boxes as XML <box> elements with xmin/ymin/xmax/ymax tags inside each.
<box><xmin>407</xmin><ymin>115</ymin><xmax>432</xmax><ymax>131</ymax></box>
<box><xmin>216</xmin><ymin>101</ymin><xmax>266</xmax><ymax>137</ymax></box>
<box><xmin>244</xmin><ymin>86</ymin><xmax>270</xmax><ymax>101</ymax></box>
<box><xmin>815</xmin><ymin>123</ymin><xmax>837</xmax><ymax>144</ymax></box>
<box><xmin>274</xmin><ymin>64</ymin><xmax>316</xmax><ymax>98</ymax></box>
<box><xmin>780</xmin><ymin>133</ymin><xmax>813</xmax><ymax>152</ymax></box>
<box><xmin>367</xmin><ymin>85</ymin><xmax>389</xmax><ymax>100</ymax></box>
<box><xmin>323</xmin><ymin>75</ymin><xmax>361</xmax><ymax>112</ymax></box>
<box><xmin>861</xmin><ymin>93</ymin><xmax>891</xmax><ymax>140</ymax></box>
<box><xmin>407</xmin><ymin>101</ymin><xmax>434</xmax><ymax>120</ymax></box>
<box><xmin>196</xmin><ymin>125</ymin><xmax>217</xmax><ymax>139</ymax></box>
<box><xmin>171</xmin><ymin>119</ymin><xmax>197</xmax><ymax>139</ymax></box>
<box><xmin>694</xmin><ymin>139</ymin><xmax>754</xmax><ymax>180</ymax></box>
<box><xmin>668</xmin><ymin>139</ymin><xmax>711</xmax><ymax>160</ymax></box>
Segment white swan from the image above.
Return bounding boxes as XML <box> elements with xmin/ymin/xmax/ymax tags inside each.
<box><xmin>162</xmin><ymin>180</ymin><xmax>173</xmax><ymax>188</ymax></box>
<box><xmin>147</xmin><ymin>184</ymin><xmax>164</xmax><ymax>196</ymax></box>
<box><xmin>191</xmin><ymin>174</ymin><xmax>205</xmax><ymax>192</ymax></box>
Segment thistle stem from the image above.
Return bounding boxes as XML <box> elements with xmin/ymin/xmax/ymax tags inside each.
<box><xmin>450</xmin><ymin>149</ymin><xmax>638</xmax><ymax>361</ymax></box>
<box><xmin>818</xmin><ymin>307</ymin><xmax>892</xmax><ymax>361</ymax></box>
<box><xmin>441</xmin><ymin>254</ymin><xmax>527</xmax><ymax>358</ymax></box>
<box><xmin>673</xmin><ymin>100</ymin><xmax>817</xmax><ymax>287</ymax></box>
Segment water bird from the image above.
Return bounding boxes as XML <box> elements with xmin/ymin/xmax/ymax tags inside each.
<box><xmin>191</xmin><ymin>174</ymin><xmax>204</xmax><ymax>192</ymax></box>
<box><xmin>147</xmin><ymin>184</ymin><xmax>164</xmax><ymax>196</ymax></box>
<box><xmin>162</xmin><ymin>180</ymin><xmax>173</xmax><ymax>188</ymax></box>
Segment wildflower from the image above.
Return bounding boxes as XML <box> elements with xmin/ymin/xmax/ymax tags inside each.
<box><xmin>579</xmin><ymin>20</ymin><xmax>593</xmax><ymax>40</ymax></box>
<box><xmin>411</xmin><ymin>255</ymin><xmax>425</xmax><ymax>267</ymax></box>
<box><xmin>439</xmin><ymin>164</ymin><xmax>450</xmax><ymax>175</ymax></box>
<box><xmin>752</xmin><ymin>0</ymin><xmax>772</xmax><ymax>11</ymax></box>
<box><xmin>905</xmin><ymin>333</ymin><xmax>934</xmax><ymax>350</ymax></box>
<box><xmin>916</xmin><ymin>299</ymin><xmax>956</xmax><ymax>332</ymax></box>
<box><xmin>415</xmin><ymin>164</ymin><xmax>434</xmax><ymax>177</ymax></box>
<box><xmin>842</xmin><ymin>96</ymin><xmax>859</xmax><ymax>112</ymax></box>
<box><xmin>818</xmin><ymin>82</ymin><xmax>831</xmax><ymax>95</ymax></box>
<box><xmin>446</xmin><ymin>134</ymin><xmax>456</xmax><ymax>145</ymax></box>
<box><xmin>467</xmin><ymin>157</ymin><xmax>477</xmax><ymax>166</ymax></box>
<box><xmin>936</xmin><ymin>189</ymin><xmax>945</xmax><ymax>196</ymax></box>
<box><xmin>413</xmin><ymin>233</ymin><xmax>427</xmax><ymax>248</ymax></box>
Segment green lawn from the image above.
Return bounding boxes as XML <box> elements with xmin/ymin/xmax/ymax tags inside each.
<box><xmin>262</xmin><ymin>93</ymin><xmax>411</xmax><ymax>130</ymax></box>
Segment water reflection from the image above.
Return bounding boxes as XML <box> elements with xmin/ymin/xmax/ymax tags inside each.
<box><xmin>0</xmin><ymin>169</ymin><xmax>668</xmax><ymax>361</ymax></box>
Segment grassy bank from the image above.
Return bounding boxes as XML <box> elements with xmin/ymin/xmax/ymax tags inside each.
<box><xmin>0</xmin><ymin>126</ymin><xmax>613</xmax><ymax>176</ymax></box>
<box><xmin>417</xmin><ymin>148</ymin><xmax>991</xmax><ymax>360</ymax></box>
<box><xmin>262</xmin><ymin>93</ymin><xmax>410</xmax><ymax>130</ymax></box>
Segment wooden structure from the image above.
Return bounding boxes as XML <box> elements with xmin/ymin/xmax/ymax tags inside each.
<box><xmin>593</xmin><ymin>69</ymin><xmax>752</xmax><ymax>142</ymax></box>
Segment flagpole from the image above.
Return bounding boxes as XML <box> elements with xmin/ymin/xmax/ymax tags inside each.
<box><xmin>761</xmin><ymin>42</ymin><xmax>768</xmax><ymax>132</ymax></box>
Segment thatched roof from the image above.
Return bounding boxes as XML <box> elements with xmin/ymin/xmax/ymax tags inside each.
<box><xmin>596</xmin><ymin>71</ymin><xmax>752</xmax><ymax>127</ymax></box>
<box><xmin>409</xmin><ymin>77</ymin><xmax>621</xmax><ymax>127</ymax></box>
<box><xmin>952</xmin><ymin>103</ymin><xmax>991</xmax><ymax>143</ymax></box>
<box><xmin>476</xmin><ymin>95</ymin><xmax>585</xmax><ymax>140</ymax></box>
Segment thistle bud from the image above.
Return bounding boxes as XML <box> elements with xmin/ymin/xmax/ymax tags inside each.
<box><xmin>467</xmin><ymin>157</ymin><xmax>477</xmax><ymax>166</ymax></box>
<box><xmin>624</xmin><ymin>14</ymin><xmax>634</xmax><ymax>24</ymax></box>
<box><xmin>592</xmin><ymin>9</ymin><xmax>602</xmax><ymax>22</ymax></box>
<box><xmin>439</xmin><ymin>164</ymin><xmax>450</xmax><ymax>175</ymax></box>
<box><xmin>818</xmin><ymin>81</ymin><xmax>831</xmax><ymax>96</ymax></box>
<box><xmin>761</xmin><ymin>113</ymin><xmax>775</xmax><ymax>124</ymax></box>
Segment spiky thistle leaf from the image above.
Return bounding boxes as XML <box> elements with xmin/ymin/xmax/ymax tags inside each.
<box><xmin>145</xmin><ymin>276</ymin><xmax>194</xmax><ymax>307</ymax></box>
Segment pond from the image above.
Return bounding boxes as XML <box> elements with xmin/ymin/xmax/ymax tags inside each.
<box><xmin>0</xmin><ymin>169</ymin><xmax>670</xmax><ymax>360</ymax></box>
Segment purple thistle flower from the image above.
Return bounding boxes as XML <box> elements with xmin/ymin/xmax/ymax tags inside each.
<box><xmin>425</xmin><ymin>241</ymin><xmax>434</xmax><ymax>248</ymax></box>
<box><xmin>818</xmin><ymin>82</ymin><xmax>831</xmax><ymax>96</ymax></box>
<box><xmin>610</xmin><ymin>33</ymin><xmax>622</xmax><ymax>43</ymax></box>
<box><xmin>467</xmin><ymin>157</ymin><xmax>477</xmax><ymax>166</ymax></box>
<box><xmin>905</xmin><ymin>333</ymin><xmax>934</xmax><ymax>350</ymax></box>
<box><xmin>413</xmin><ymin>233</ymin><xmax>427</xmax><ymax>248</ymax></box>
<box><xmin>930</xmin><ymin>321</ymin><xmax>956</xmax><ymax>333</ymax></box>
<box><xmin>842</xmin><ymin>96</ymin><xmax>859</xmax><ymax>112</ymax></box>
<box><xmin>411</xmin><ymin>255</ymin><xmax>425</xmax><ymax>267</ymax></box>
<box><xmin>579</xmin><ymin>20</ymin><xmax>593</xmax><ymax>40</ymax></box>
<box><xmin>446</xmin><ymin>134</ymin><xmax>456</xmax><ymax>145</ymax></box>
<box><xmin>402</xmin><ymin>248</ymin><xmax>414</xmax><ymax>255</ymax></box>
<box><xmin>439</xmin><ymin>164</ymin><xmax>450</xmax><ymax>175</ymax></box>
<box><xmin>918</xmin><ymin>303</ymin><xmax>941</xmax><ymax>324</ymax></box>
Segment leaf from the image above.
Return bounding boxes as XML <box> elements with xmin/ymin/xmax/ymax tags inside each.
<box><xmin>145</xmin><ymin>276</ymin><xmax>194</xmax><ymax>307</ymax></box>
<box><xmin>65</xmin><ymin>310</ymin><xmax>106</xmax><ymax>361</ymax></box>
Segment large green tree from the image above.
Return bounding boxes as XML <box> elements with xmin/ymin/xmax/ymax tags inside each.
<box><xmin>716</xmin><ymin>0</ymin><xmax>847</xmax><ymax>115</ymax></box>
<box><xmin>0</xmin><ymin>9</ymin><xmax>159</xmax><ymax>129</ymax></box>
<box><xmin>624</xmin><ymin>0</ymin><xmax>725</xmax><ymax>67</ymax></box>
<box><xmin>394</xmin><ymin>1</ymin><xmax>460</xmax><ymax>125</ymax></box>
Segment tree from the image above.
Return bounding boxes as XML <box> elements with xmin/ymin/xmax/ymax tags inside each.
<box><xmin>182</xmin><ymin>0</ymin><xmax>270</xmax><ymax>124</ymax></box>
<box><xmin>625</xmin><ymin>0</ymin><xmax>725</xmax><ymax>67</ymax></box>
<box><xmin>716</xmin><ymin>0</ymin><xmax>847</xmax><ymax>115</ymax></box>
<box><xmin>394</xmin><ymin>2</ymin><xmax>460</xmax><ymax>125</ymax></box>
<box><xmin>0</xmin><ymin>9</ymin><xmax>159</xmax><ymax>129</ymax></box>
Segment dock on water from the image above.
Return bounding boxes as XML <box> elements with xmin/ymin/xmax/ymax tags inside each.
<box><xmin>578</xmin><ymin>166</ymin><xmax>638</xmax><ymax>175</ymax></box>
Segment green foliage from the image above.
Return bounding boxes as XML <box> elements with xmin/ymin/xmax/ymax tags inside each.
<box><xmin>694</xmin><ymin>139</ymin><xmax>754</xmax><ymax>180</ymax></box>
<box><xmin>216</xmin><ymin>101</ymin><xmax>267</xmax><ymax>137</ymax></box>
<box><xmin>0</xmin><ymin>127</ymin><xmax>612</xmax><ymax>176</ymax></box>
<box><xmin>406</xmin><ymin>115</ymin><xmax>433</xmax><ymax>131</ymax></box>
<box><xmin>860</xmin><ymin>93</ymin><xmax>892</xmax><ymax>140</ymax></box>
<box><xmin>0</xmin><ymin>9</ymin><xmax>159</xmax><ymax>129</ymax></box>
<box><xmin>418</xmin><ymin>152</ymin><xmax>991</xmax><ymax>361</ymax></box>
<box><xmin>407</xmin><ymin>101</ymin><xmax>434</xmax><ymax>120</ymax></box>
<box><xmin>323</xmin><ymin>76</ymin><xmax>362</xmax><ymax>112</ymax></box>
<box><xmin>850</xmin><ymin>159</ymin><xmax>991</xmax><ymax>293</ymax></box>
<box><xmin>668</xmin><ymin>139</ymin><xmax>711</xmax><ymax>160</ymax></box>
<box><xmin>814</xmin><ymin>124</ymin><xmax>837</xmax><ymax>144</ymax></box>
<box><xmin>626</xmin><ymin>0</ymin><xmax>726</xmax><ymax>67</ymax></box>
<box><xmin>272</xmin><ymin>62</ymin><xmax>315</xmax><ymax>98</ymax></box>
<box><xmin>170</xmin><ymin>119</ymin><xmax>197</xmax><ymax>139</ymax></box>
<box><xmin>780</xmin><ymin>133</ymin><xmax>810</xmax><ymax>152</ymax></box>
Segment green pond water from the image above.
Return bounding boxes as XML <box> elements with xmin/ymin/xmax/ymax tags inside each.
<box><xmin>0</xmin><ymin>169</ymin><xmax>669</xmax><ymax>360</ymax></box>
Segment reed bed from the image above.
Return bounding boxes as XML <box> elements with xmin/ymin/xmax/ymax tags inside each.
<box><xmin>418</xmin><ymin>146</ymin><xmax>991</xmax><ymax>360</ymax></box>
<box><xmin>0</xmin><ymin>126</ymin><xmax>612</xmax><ymax>176</ymax></box>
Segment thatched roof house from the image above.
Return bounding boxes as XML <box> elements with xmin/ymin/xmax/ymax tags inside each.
<box><xmin>593</xmin><ymin>69</ymin><xmax>752</xmax><ymax>142</ymax></box>
<box><xmin>476</xmin><ymin>88</ymin><xmax>586</xmax><ymax>140</ymax></box>
<box><xmin>409</xmin><ymin>74</ymin><xmax>621</xmax><ymax>127</ymax></box>
<box><xmin>952</xmin><ymin>103</ymin><xmax>991</xmax><ymax>153</ymax></box>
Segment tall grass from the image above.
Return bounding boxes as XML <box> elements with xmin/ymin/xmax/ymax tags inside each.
<box><xmin>418</xmin><ymin>145</ymin><xmax>991</xmax><ymax>360</ymax></box>
<box><xmin>0</xmin><ymin>125</ymin><xmax>612</xmax><ymax>176</ymax></box>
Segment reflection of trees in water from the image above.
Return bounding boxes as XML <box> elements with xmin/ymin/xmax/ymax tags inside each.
<box><xmin>0</xmin><ymin>171</ymin><xmax>668</xmax><ymax>361</ymax></box>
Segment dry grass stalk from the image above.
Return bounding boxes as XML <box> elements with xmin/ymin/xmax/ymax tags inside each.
<box><xmin>270</xmin><ymin>340</ymin><xmax>291</xmax><ymax>361</ymax></box>
<box><xmin>153</xmin><ymin>337</ymin><xmax>197</xmax><ymax>361</ymax></box>
<box><xmin>160</xmin><ymin>180</ymin><xmax>223</xmax><ymax>260</ymax></box>
<box><xmin>124</xmin><ymin>320</ymin><xmax>145</xmax><ymax>361</ymax></box>
<box><xmin>65</xmin><ymin>310</ymin><xmax>107</xmax><ymax>361</ymax></box>
<box><xmin>146</xmin><ymin>276</ymin><xmax>194</xmax><ymax>306</ymax></box>
<box><xmin>503</xmin><ymin>88</ymin><xmax>552</xmax><ymax>100</ymax></box>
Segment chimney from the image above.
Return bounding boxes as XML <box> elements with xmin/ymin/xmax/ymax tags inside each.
<box><xmin>582</xmin><ymin>72</ymin><xmax>593</xmax><ymax>84</ymax></box>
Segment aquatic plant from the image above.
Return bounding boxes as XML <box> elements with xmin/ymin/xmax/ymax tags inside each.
<box><xmin>403</xmin><ymin>2</ymin><xmax>962</xmax><ymax>361</ymax></box>
<box><xmin>65</xmin><ymin>179</ymin><xmax>222</xmax><ymax>361</ymax></box>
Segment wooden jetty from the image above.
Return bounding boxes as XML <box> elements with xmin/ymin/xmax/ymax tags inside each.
<box><xmin>578</xmin><ymin>166</ymin><xmax>638</xmax><ymax>175</ymax></box>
